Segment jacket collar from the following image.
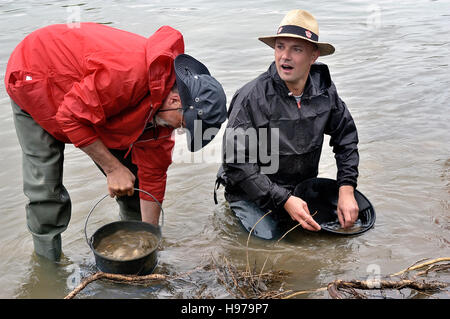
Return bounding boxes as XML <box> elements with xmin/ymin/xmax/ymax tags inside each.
<box><xmin>269</xmin><ymin>61</ymin><xmax>332</xmax><ymax>99</ymax></box>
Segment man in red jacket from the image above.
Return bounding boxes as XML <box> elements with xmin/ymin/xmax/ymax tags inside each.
<box><xmin>5</xmin><ymin>23</ymin><xmax>226</xmax><ymax>261</ymax></box>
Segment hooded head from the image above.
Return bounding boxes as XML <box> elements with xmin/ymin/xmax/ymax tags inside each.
<box><xmin>174</xmin><ymin>54</ymin><xmax>227</xmax><ymax>152</ymax></box>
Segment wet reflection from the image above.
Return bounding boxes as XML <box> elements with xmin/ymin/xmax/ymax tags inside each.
<box><xmin>15</xmin><ymin>253</ymin><xmax>78</xmax><ymax>299</ymax></box>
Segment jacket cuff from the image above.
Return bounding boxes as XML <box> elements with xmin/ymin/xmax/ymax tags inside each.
<box><xmin>59</xmin><ymin>120</ymin><xmax>99</xmax><ymax>148</ymax></box>
<box><xmin>271</xmin><ymin>184</ymin><xmax>292</xmax><ymax>210</ymax></box>
<box><xmin>337</xmin><ymin>179</ymin><xmax>357</xmax><ymax>189</ymax></box>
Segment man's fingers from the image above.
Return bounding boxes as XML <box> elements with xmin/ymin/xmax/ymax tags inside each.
<box><xmin>109</xmin><ymin>185</ymin><xmax>134</xmax><ymax>198</ymax></box>
<box><xmin>106</xmin><ymin>166</ymin><xmax>135</xmax><ymax>198</ymax></box>
<box><xmin>298</xmin><ymin>215</ymin><xmax>321</xmax><ymax>232</ymax></box>
<box><xmin>302</xmin><ymin>202</ymin><xmax>311</xmax><ymax>216</ymax></box>
<box><xmin>345</xmin><ymin>209</ymin><xmax>358</xmax><ymax>228</ymax></box>
<box><xmin>303</xmin><ymin>205</ymin><xmax>321</xmax><ymax>231</ymax></box>
<box><xmin>284</xmin><ymin>196</ymin><xmax>321</xmax><ymax>231</ymax></box>
<box><xmin>339</xmin><ymin>209</ymin><xmax>357</xmax><ymax>229</ymax></box>
<box><xmin>117</xmin><ymin>186</ymin><xmax>134</xmax><ymax>197</ymax></box>
<box><xmin>298</xmin><ymin>219</ymin><xmax>310</xmax><ymax>231</ymax></box>
<box><xmin>337</xmin><ymin>208</ymin><xmax>346</xmax><ymax>228</ymax></box>
<box><xmin>305</xmin><ymin>216</ymin><xmax>321</xmax><ymax>231</ymax></box>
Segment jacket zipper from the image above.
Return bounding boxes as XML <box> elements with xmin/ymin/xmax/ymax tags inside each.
<box><xmin>123</xmin><ymin>105</ymin><xmax>155</xmax><ymax>159</ymax></box>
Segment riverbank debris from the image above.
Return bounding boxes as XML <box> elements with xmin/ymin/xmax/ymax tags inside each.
<box><xmin>211</xmin><ymin>254</ymin><xmax>291</xmax><ymax>299</ymax></box>
<box><xmin>323</xmin><ymin>257</ymin><xmax>450</xmax><ymax>299</ymax></box>
<box><xmin>213</xmin><ymin>256</ymin><xmax>449</xmax><ymax>299</ymax></box>
<box><xmin>64</xmin><ymin>210</ymin><xmax>449</xmax><ymax>299</ymax></box>
<box><xmin>326</xmin><ymin>278</ymin><xmax>447</xmax><ymax>299</ymax></box>
<box><xmin>64</xmin><ymin>256</ymin><xmax>449</xmax><ymax>299</ymax></box>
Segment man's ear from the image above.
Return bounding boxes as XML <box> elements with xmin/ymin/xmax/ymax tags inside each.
<box><xmin>309</xmin><ymin>43</ymin><xmax>320</xmax><ymax>64</ymax></box>
<box><xmin>170</xmin><ymin>92</ymin><xmax>181</xmax><ymax>107</ymax></box>
<box><xmin>311</xmin><ymin>49</ymin><xmax>319</xmax><ymax>64</ymax></box>
<box><xmin>168</xmin><ymin>91</ymin><xmax>181</xmax><ymax>107</ymax></box>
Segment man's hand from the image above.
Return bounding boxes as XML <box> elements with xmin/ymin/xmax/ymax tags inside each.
<box><xmin>284</xmin><ymin>195</ymin><xmax>321</xmax><ymax>231</ymax></box>
<box><xmin>337</xmin><ymin>185</ymin><xmax>359</xmax><ymax>229</ymax></box>
<box><xmin>80</xmin><ymin>139</ymin><xmax>135</xmax><ymax>197</ymax></box>
<box><xmin>106</xmin><ymin>165</ymin><xmax>135</xmax><ymax>198</ymax></box>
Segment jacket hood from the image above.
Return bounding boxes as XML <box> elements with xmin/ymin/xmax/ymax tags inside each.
<box><xmin>270</xmin><ymin>61</ymin><xmax>332</xmax><ymax>98</ymax></box>
<box><xmin>145</xmin><ymin>26</ymin><xmax>185</xmax><ymax>111</ymax></box>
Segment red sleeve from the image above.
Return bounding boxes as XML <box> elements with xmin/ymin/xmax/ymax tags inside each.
<box><xmin>131</xmin><ymin>129</ymin><xmax>175</xmax><ymax>203</ymax></box>
<box><xmin>55</xmin><ymin>72</ymin><xmax>101</xmax><ymax>147</ymax></box>
<box><xmin>56</xmin><ymin>51</ymin><xmax>148</xmax><ymax>147</ymax></box>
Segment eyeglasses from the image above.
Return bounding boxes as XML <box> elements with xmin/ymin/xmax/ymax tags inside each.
<box><xmin>157</xmin><ymin>107</ymin><xmax>183</xmax><ymax>113</ymax></box>
<box><xmin>155</xmin><ymin>107</ymin><xmax>185</xmax><ymax>129</ymax></box>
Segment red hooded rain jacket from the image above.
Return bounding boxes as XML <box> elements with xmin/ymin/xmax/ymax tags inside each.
<box><xmin>5</xmin><ymin>23</ymin><xmax>185</xmax><ymax>202</ymax></box>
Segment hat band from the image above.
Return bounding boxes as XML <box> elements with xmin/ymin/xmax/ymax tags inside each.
<box><xmin>277</xmin><ymin>25</ymin><xmax>319</xmax><ymax>42</ymax></box>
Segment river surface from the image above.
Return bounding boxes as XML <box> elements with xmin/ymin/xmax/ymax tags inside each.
<box><xmin>0</xmin><ymin>0</ymin><xmax>449</xmax><ymax>299</ymax></box>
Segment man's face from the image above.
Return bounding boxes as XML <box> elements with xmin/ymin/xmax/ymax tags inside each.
<box><xmin>155</xmin><ymin>91</ymin><xmax>185</xmax><ymax>128</ymax></box>
<box><xmin>274</xmin><ymin>37</ymin><xmax>319</xmax><ymax>87</ymax></box>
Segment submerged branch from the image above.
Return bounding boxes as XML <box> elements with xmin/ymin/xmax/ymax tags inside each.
<box><xmin>64</xmin><ymin>271</ymin><xmax>169</xmax><ymax>299</ymax></box>
<box><xmin>390</xmin><ymin>257</ymin><xmax>450</xmax><ymax>277</ymax></box>
<box><xmin>326</xmin><ymin>279</ymin><xmax>448</xmax><ymax>299</ymax></box>
<box><xmin>64</xmin><ymin>268</ymin><xmax>202</xmax><ymax>299</ymax></box>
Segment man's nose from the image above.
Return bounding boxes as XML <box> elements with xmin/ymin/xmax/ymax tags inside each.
<box><xmin>281</xmin><ymin>49</ymin><xmax>291</xmax><ymax>60</ymax></box>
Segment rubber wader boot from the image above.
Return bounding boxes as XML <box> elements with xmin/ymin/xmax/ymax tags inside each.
<box><xmin>32</xmin><ymin>234</ymin><xmax>62</xmax><ymax>261</ymax></box>
<box><xmin>11</xmin><ymin>100</ymin><xmax>71</xmax><ymax>262</ymax></box>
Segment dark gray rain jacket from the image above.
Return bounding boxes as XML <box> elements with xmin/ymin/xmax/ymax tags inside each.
<box><xmin>217</xmin><ymin>62</ymin><xmax>359</xmax><ymax>212</ymax></box>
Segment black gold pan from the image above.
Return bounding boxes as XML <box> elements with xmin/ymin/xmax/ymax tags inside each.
<box><xmin>293</xmin><ymin>178</ymin><xmax>376</xmax><ymax>235</ymax></box>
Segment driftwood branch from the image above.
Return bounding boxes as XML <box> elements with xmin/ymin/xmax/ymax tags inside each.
<box><xmin>64</xmin><ymin>271</ymin><xmax>170</xmax><ymax>299</ymax></box>
<box><xmin>283</xmin><ymin>258</ymin><xmax>450</xmax><ymax>299</ymax></box>
<box><xmin>326</xmin><ymin>279</ymin><xmax>448</xmax><ymax>299</ymax></box>
<box><xmin>390</xmin><ymin>257</ymin><xmax>450</xmax><ymax>277</ymax></box>
<box><xmin>64</xmin><ymin>266</ymin><xmax>204</xmax><ymax>299</ymax></box>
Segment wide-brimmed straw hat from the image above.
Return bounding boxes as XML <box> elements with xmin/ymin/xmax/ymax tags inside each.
<box><xmin>258</xmin><ymin>9</ymin><xmax>335</xmax><ymax>56</ymax></box>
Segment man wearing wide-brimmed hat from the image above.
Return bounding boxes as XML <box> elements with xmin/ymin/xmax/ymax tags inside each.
<box><xmin>219</xmin><ymin>10</ymin><xmax>360</xmax><ymax>240</ymax></box>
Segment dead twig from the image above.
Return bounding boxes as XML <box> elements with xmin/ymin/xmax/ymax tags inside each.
<box><xmin>282</xmin><ymin>287</ymin><xmax>328</xmax><ymax>299</ymax></box>
<box><xmin>224</xmin><ymin>256</ymin><xmax>248</xmax><ymax>299</ymax></box>
<box><xmin>390</xmin><ymin>257</ymin><xmax>450</xmax><ymax>277</ymax></box>
<box><xmin>246</xmin><ymin>210</ymin><xmax>272</xmax><ymax>273</ymax></box>
<box><xmin>416</xmin><ymin>263</ymin><xmax>450</xmax><ymax>277</ymax></box>
<box><xmin>211</xmin><ymin>254</ymin><xmax>290</xmax><ymax>299</ymax></box>
<box><xmin>212</xmin><ymin>259</ymin><xmax>241</xmax><ymax>299</ymax></box>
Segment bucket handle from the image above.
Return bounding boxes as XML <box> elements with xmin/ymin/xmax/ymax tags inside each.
<box><xmin>84</xmin><ymin>188</ymin><xmax>165</xmax><ymax>247</ymax></box>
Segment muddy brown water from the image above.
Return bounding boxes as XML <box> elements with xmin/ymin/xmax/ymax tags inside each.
<box><xmin>0</xmin><ymin>0</ymin><xmax>449</xmax><ymax>298</ymax></box>
<box><xmin>94</xmin><ymin>229</ymin><xmax>159</xmax><ymax>261</ymax></box>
